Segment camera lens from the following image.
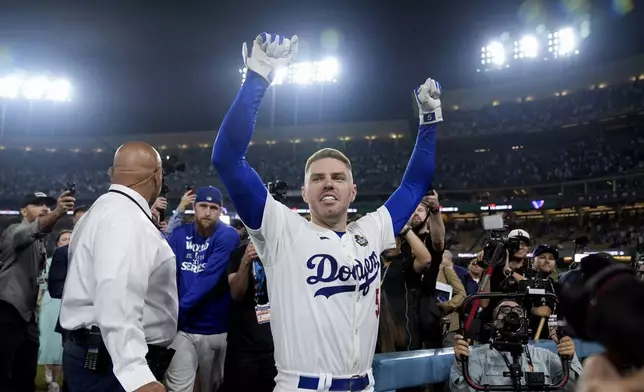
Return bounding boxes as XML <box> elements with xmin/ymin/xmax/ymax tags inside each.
<box><xmin>504</xmin><ymin>310</ymin><xmax>522</xmax><ymax>332</ymax></box>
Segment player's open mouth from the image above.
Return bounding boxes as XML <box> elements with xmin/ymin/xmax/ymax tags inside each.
<box><xmin>320</xmin><ymin>194</ymin><xmax>338</xmax><ymax>202</ymax></box>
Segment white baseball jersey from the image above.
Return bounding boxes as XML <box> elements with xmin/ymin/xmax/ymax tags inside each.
<box><xmin>247</xmin><ymin>194</ymin><xmax>396</xmax><ymax>384</ymax></box>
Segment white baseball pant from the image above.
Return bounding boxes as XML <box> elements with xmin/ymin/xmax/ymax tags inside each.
<box><xmin>165</xmin><ymin>331</ymin><xmax>227</xmax><ymax>392</ymax></box>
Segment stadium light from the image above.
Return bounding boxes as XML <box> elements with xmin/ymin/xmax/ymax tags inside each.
<box><xmin>549</xmin><ymin>28</ymin><xmax>578</xmax><ymax>57</ymax></box>
<box><xmin>0</xmin><ymin>73</ymin><xmax>72</xmax><ymax>102</ymax></box>
<box><xmin>240</xmin><ymin>57</ymin><xmax>340</xmax><ymax>86</ymax></box>
<box><xmin>481</xmin><ymin>42</ymin><xmax>505</xmax><ymax>66</ymax></box>
<box><xmin>515</xmin><ymin>36</ymin><xmax>539</xmax><ymax>59</ymax></box>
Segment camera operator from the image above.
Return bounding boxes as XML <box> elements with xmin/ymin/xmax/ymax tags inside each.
<box><xmin>490</xmin><ymin>230</ymin><xmax>531</xmax><ymax>290</ymax></box>
<box><xmin>0</xmin><ymin>190</ymin><xmax>75</xmax><ymax>391</ymax></box>
<box><xmin>450</xmin><ymin>300</ymin><xmax>583</xmax><ymax>392</ymax></box>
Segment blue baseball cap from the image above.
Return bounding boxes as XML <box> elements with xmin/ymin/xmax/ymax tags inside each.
<box><xmin>195</xmin><ymin>186</ymin><xmax>222</xmax><ymax>206</ymax></box>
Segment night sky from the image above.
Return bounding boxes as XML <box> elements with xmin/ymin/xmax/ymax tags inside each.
<box><xmin>0</xmin><ymin>0</ymin><xmax>642</xmax><ymax>135</ymax></box>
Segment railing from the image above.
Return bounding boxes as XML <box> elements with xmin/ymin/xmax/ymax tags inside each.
<box><xmin>372</xmin><ymin>339</ymin><xmax>604</xmax><ymax>391</ymax></box>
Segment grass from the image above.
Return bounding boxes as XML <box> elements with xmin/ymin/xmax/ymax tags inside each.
<box><xmin>35</xmin><ymin>365</ymin><xmax>62</xmax><ymax>391</ymax></box>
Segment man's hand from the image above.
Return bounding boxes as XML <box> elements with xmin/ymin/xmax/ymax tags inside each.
<box><xmin>178</xmin><ymin>190</ymin><xmax>196</xmax><ymax>212</ymax></box>
<box><xmin>242</xmin><ymin>33</ymin><xmax>299</xmax><ymax>83</ymax></box>
<box><xmin>134</xmin><ymin>381</ymin><xmax>165</xmax><ymax>392</ymax></box>
<box><xmin>415</xmin><ymin>78</ymin><xmax>443</xmax><ymax>125</ymax></box>
<box><xmin>158</xmin><ymin>220</ymin><xmax>168</xmax><ymax>233</ymax></box>
<box><xmin>152</xmin><ymin>197</ymin><xmax>167</xmax><ymax>212</ymax></box>
<box><xmin>422</xmin><ymin>190</ymin><xmax>440</xmax><ymax>212</ymax></box>
<box><xmin>454</xmin><ymin>334</ymin><xmax>471</xmax><ymax>360</ymax></box>
<box><xmin>555</xmin><ymin>336</ymin><xmax>576</xmax><ymax>357</ymax></box>
<box><xmin>54</xmin><ymin>190</ymin><xmax>75</xmax><ymax>215</ymax></box>
<box><xmin>241</xmin><ymin>243</ymin><xmax>257</xmax><ymax>268</ymax></box>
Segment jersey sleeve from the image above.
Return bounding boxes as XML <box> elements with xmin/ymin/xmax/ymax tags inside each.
<box><xmin>354</xmin><ymin>206</ymin><xmax>396</xmax><ymax>255</ymax></box>
<box><xmin>245</xmin><ymin>193</ymin><xmax>304</xmax><ymax>267</ymax></box>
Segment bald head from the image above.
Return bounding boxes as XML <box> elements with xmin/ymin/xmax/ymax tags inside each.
<box><xmin>110</xmin><ymin>142</ymin><xmax>163</xmax><ymax>201</ymax></box>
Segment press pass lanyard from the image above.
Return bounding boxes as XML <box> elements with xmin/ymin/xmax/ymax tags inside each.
<box><xmin>108</xmin><ymin>190</ymin><xmax>158</xmax><ymax>229</ymax></box>
<box><xmin>251</xmin><ymin>259</ymin><xmax>271</xmax><ymax>324</ymax></box>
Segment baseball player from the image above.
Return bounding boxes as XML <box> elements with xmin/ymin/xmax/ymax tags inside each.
<box><xmin>212</xmin><ymin>33</ymin><xmax>442</xmax><ymax>392</ymax></box>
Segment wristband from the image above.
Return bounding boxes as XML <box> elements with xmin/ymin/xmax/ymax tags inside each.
<box><xmin>419</xmin><ymin>107</ymin><xmax>443</xmax><ymax>125</ymax></box>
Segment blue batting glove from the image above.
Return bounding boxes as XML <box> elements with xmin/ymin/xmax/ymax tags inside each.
<box><xmin>242</xmin><ymin>33</ymin><xmax>299</xmax><ymax>83</ymax></box>
<box><xmin>414</xmin><ymin>78</ymin><xmax>443</xmax><ymax>125</ymax></box>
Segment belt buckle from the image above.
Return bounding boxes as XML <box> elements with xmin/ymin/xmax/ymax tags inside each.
<box><xmin>349</xmin><ymin>374</ymin><xmax>365</xmax><ymax>392</ymax></box>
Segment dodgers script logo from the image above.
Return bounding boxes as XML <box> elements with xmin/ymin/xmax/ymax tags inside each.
<box><xmin>306</xmin><ymin>251</ymin><xmax>379</xmax><ymax>298</ymax></box>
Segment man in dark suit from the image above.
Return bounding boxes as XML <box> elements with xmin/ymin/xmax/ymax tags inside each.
<box><xmin>47</xmin><ymin>207</ymin><xmax>86</xmax><ymax>392</ymax></box>
<box><xmin>48</xmin><ymin>206</ymin><xmax>87</xmax><ymax>301</ymax></box>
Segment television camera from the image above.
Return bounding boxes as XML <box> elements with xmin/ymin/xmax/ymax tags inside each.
<box><xmin>459</xmin><ymin>291</ymin><xmax>571</xmax><ymax>391</ymax></box>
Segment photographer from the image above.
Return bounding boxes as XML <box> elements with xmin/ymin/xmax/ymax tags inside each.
<box><xmin>450</xmin><ymin>300</ymin><xmax>583</xmax><ymax>392</ymax></box>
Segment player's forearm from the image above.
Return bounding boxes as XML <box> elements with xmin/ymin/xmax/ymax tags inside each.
<box><xmin>211</xmin><ymin>71</ymin><xmax>269</xmax><ymax>230</ymax></box>
<box><xmin>229</xmin><ymin>262</ymin><xmax>251</xmax><ymax>301</ymax></box>
<box><xmin>383</xmin><ymin>124</ymin><xmax>437</xmax><ymax>233</ymax></box>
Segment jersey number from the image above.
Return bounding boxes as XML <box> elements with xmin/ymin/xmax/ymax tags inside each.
<box><xmin>375</xmin><ymin>288</ymin><xmax>380</xmax><ymax>317</ymax></box>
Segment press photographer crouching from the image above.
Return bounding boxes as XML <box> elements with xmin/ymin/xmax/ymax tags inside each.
<box><xmin>450</xmin><ymin>296</ymin><xmax>583</xmax><ymax>392</ymax></box>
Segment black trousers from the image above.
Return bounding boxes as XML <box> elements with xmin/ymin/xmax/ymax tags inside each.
<box><xmin>63</xmin><ymin>340</ymin><xmax>125</xmax><ymax>392</ymax></box>
<box><xmin>222</xmin><ymin>348</ymin><xmax>276</xmax><ymax>392</ymax></box>
<box><xmin>0</xmin><ymin>300</ymin><xmax>39</xmax><ymax>392</ymax></box>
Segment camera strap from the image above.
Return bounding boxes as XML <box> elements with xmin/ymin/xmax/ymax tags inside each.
<box><xmin>497</xmin><ymin>347</ymin><xmax>534</xmax><ymax>372</ymax></box>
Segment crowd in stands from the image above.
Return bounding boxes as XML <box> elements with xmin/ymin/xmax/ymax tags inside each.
<box><xmin>444</xmin><ymin>209</ymin><xmax>644</xmax><ymax>253</ymax></box>
<box><xmin>0</xmin><ymin>80</ymin><xmax>642</xmax><ymax>205</ymax></box>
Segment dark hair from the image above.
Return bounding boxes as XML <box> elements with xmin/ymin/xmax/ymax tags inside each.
<box><xmin>377</xmin><ymin>289</ymin><xmax>406</xmax><ymax>353</ymax></box>
<box><xmin>73</xmin><ymin>206</ymin><xmax>88</xmax><ymax>216</ymax></box>
<box><xmin>55</xmin><ymin>230</ymin><xmax>72</xmax><ymax>244</ymax></box>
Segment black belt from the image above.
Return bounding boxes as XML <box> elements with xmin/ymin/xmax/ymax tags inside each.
<box><xmin>69</xmin><ymin>328</ymin><xmax>175</xmax><ymax>381</ymax></box>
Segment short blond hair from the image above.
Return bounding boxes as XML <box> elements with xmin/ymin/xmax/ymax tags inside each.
<box><xmin>304</xmin><ymin>148</ymin><xmax>353</xmax><ymax>178</ymax></box>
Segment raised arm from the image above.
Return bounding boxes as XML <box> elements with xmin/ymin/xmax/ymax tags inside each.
<box><xmin>211</xmin><ymin>33</ymin><xmax>298</xmax><ymax>230</ymax></box>
<box><xmin>383</xmin><ymin>78</ymin><xmax>442</xmax><ymax>234</ymax></box>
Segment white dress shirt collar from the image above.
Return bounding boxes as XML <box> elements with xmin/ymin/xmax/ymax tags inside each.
<box><xmin>108</xmin><ymin>184</ymin><xmax>152</xmax><ymax>217</ymax></box>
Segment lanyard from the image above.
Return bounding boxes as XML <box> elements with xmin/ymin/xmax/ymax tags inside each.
<box><xmin>108</xmin><ymin>190</ymin><xmax>158</xmax><ymax>229</ymax></box>
<box><xmin>498</xmin><ymin>347</ymin><xmax>535</xmax><ymax>372</ymax></box>
<box><xmin>251</xmin><ymin>259</ymin><xmax>266</xmax><ymax>305</ymax></box>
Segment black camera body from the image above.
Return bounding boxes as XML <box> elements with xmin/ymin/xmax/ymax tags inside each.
<box><xmin>482</xmin><ymin>230</ymin><xmax>522</xmax><ymax>267</ymax></box>
<box><xmin>267</xmin><ymin>180</ymin><xmax>288</xmax><ymax>203</ymax></box>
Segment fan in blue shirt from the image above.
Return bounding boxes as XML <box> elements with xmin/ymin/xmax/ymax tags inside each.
<box><xmin>165</xmin><ymin>186</ymin><xmax>239</xmax><ymax>391</ymax></box>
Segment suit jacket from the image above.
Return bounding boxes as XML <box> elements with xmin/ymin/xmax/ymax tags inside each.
<box><xmin>48</xmin><ymin>245</ymin><xmax>68</xmax><ymax>335</ymax></box>
<box><xmin>437</xmin><ymin>266</ymin><xmax>466</xmax><ymax>333</ymax></box>
<box><xmin>48</xmin><ymin>245</ymin><xmax>68</xmax><ymax>299</ymax></box>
